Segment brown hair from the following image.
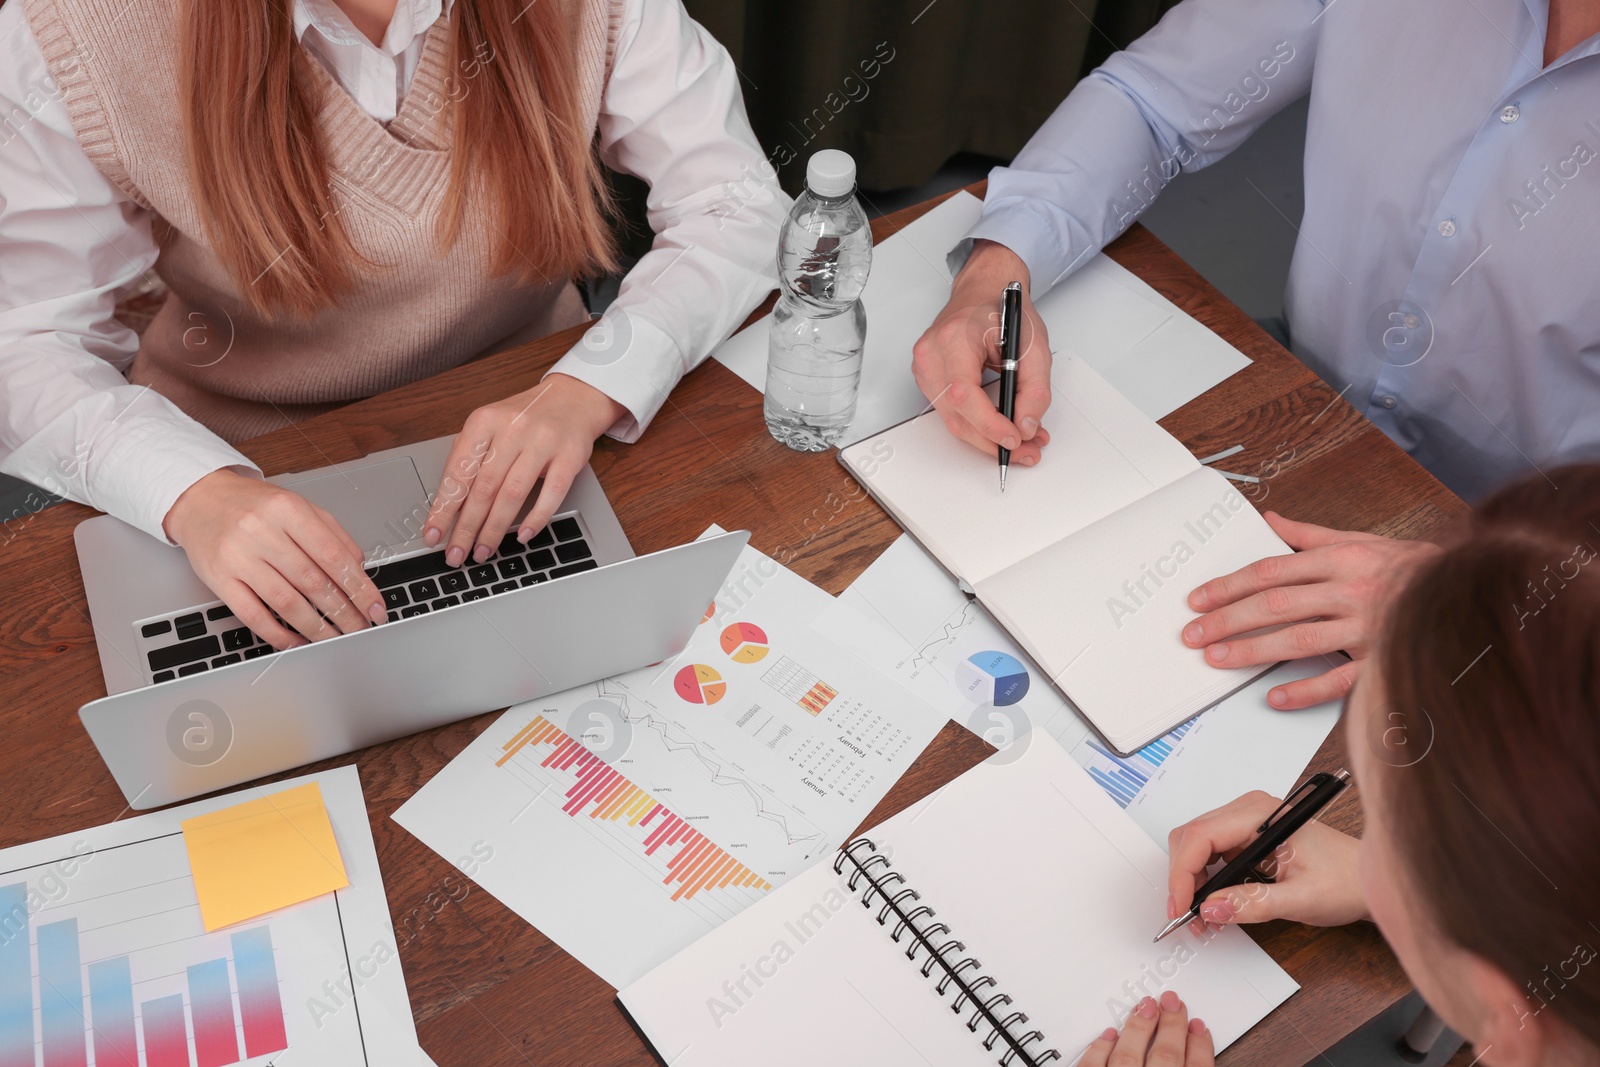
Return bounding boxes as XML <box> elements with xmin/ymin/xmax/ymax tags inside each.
<box><xmin>1376</xmin><ymin>464</ymin><xmax>1600</xmax><ymax>1047</ymax></box>
<box><xmin>178</xmin><ymin>0</ymin><xmax>616</xmax><ymax>318</ymax></box>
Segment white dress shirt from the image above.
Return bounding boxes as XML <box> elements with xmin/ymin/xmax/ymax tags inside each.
<box><xmin>0</xmin><ymin>0</ymin><xmax>786</xmax><ymax>542</ymax></box>
<box><xmin>965</xmin><ymin>0</ymin><xmax>1600</xmax><ymax>502</ymax></box>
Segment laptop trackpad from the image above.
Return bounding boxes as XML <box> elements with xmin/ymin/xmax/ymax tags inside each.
<box><xmin>279</xmin><ymin>457</ymin><xmax>431</xmax><ymax>558</ymax></box>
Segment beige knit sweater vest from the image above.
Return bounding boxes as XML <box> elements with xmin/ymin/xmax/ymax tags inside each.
<box><xmin>23</xmin><ymin>0</ymin><xmax>622</xmax><ymax>443</ymax></box>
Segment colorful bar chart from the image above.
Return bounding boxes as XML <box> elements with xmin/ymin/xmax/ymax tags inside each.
<box><xmin>0</xmin><ymin>882</ymin><xmax>288</xmax><ymax>1067</ymax></box>
<box><xmin>498</xmin><ymin>715</ymin><xmax>772</xmax><ymax>901</ymax></box>
<box><xmin>1083</xmin><ymin>722</ymin><xmax>1194</xmax><ymax>808</ymax></box>
<box><xmin>760</xmin><ymin>656</ymin><xmax>838</xmax><ymax>716</ymax></box>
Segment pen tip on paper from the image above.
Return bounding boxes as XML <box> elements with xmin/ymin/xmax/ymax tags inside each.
<box><xmin>1000</xmin><ymin>468</ymin><xmax>1008</xmax><ymax>493</ymax></box>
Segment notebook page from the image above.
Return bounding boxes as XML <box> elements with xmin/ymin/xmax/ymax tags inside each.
<box><xmin>619</xmin><ymin>734</ymin><xmax>1297</xmax><ymax>1066</ymax></box>
<box><xmin>977</xmin><ymin>467</ymin><xmax>1290</xmax><ymax>751</ymax></box>
<box><xmin>840</xmin><ymin>355</ymin><xmax>1198</xmax><ymax>585</ymax></box>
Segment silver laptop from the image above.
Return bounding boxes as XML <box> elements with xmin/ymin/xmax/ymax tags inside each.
<box><xmin>75</xmin><ymin>435</ymin><xmax>746</xmax><ymax>809</ymax></box>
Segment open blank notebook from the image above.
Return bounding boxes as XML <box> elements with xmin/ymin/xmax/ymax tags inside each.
<box><xmin>839</xmin><ymin>355</ymin><xmax>1290</xmax><ymax>753</ymax></box>
<box><xmin>619</xmin><ymin>733</ymin><xmax>1297</xmax><ymax>1066</ymax></box>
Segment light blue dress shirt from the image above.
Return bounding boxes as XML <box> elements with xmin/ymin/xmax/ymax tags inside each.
<box><xmin>967</xmin><ymin>0</ymin><xmax>1600</xmax><ymax>503</ymax></box>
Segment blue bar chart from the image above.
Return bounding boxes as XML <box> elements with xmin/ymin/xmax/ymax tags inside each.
<box><xmin>1083</xmin><ymin>722</ymin><xmax>1195</xmax><ymax>808</ymax></box>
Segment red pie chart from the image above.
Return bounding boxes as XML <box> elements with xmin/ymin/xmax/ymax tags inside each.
<box><xmin>674</xmin><ymin>664</ymin><xmax>726</xmax><ymax>704</ymax></box>
<box><xmin>719</xmin><ymin>622</ymin><xmax>770</xmax><ymax>663</ymax></box>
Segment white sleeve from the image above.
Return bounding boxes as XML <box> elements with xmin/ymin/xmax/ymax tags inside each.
<box><xmin>0</xmin><ymin>4</ymin><xmax>259</xmax><ymax>543</ymax></box>
<box><xmin>545</xmin><ymin>0</ymin><xmax>790</xmax><ymax>442</ymax></box>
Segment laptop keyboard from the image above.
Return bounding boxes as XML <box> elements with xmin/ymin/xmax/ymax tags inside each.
<box><xmin>133</xmin><ymin>512</ymin><xmax>598</xmax><ymax>684</ymax></box>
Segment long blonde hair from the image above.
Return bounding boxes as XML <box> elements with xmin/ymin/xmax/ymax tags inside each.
<box><xmin>178</xmin><ymin>0</ymin><xmax>616</xmax><ymax>317</ymax></box>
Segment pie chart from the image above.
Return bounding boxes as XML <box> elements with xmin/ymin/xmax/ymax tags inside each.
<box><xmin>674</xmin><ymin>663</ymin><xmax>727</xmax><ymax>704</ymax></box>
<box><xmin>954</xmin><ymin>650</ymin><xmax>1030</xmax><ymax>706</ymax></box>
<box><xmin>720</xmin><ymin>622</ymin><xmax>770</xmax><ymax>663</ymax></box>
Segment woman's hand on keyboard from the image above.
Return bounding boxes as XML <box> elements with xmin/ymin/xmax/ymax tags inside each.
<box><xmin>1076</xmin><ymin>991</ymin><xmax>1212</xmax><ymax>1067</ymax></box>
<box><xmin>1180</xmin><ymin>512</ymin><xmax>1441</xmax><ymax>710</ymax></box>
<box><xmin>423</xmin><ymin>374</ymin><xmax>626</xmax><ymax>568</ymax></box>
<box><xmin>164</xmin><ymin>469</ymin><xmax>386</xmax><ymax>648</ymax></box>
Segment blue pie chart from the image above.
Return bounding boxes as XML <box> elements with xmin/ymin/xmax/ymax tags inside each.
<box><xmin>954</xmin><ymin>650</ymin><xmax>1031</xmax><ymax>707</ymax></box>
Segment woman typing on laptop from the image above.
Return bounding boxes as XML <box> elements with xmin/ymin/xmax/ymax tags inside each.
<box><xmin>0</xmin><ymin>0</ymin><xmax>784</xmax><ymax>650</ymax></box>
<box><xmin>1079</xmin><ymin>466</ymin><xmax>1600</xmax><ymax>1066</ymax></box>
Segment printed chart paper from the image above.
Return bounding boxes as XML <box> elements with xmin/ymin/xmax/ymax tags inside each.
<box><xmin>394</xmin><ymin>542</ymin><xmax>950</xmax><ymax>987</ymax></box>
<box><xmin>840</xmin><ymin>534</ymin><xmax>1340</xmax><ymax>844</ymax></box>
<box><xmin>0</xmin><ymin>766</ymin><xmax>423</xmax><ymax>1066</ymax></box>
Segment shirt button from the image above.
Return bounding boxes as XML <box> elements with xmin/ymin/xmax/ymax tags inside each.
<box><xmin>1437</xmin><ymin>218</ymin><xmax>1457</xmax><ymax>237</ymax></box>
<box><xmin>1500</xmin><ymin>104</ymin><xmax>1521</xmax><ymax>123</ymax></box>
<box><xmin>1379</xmin><ymin>395</ymin><xmax>1398</xmax><ymax>410</ymax></box>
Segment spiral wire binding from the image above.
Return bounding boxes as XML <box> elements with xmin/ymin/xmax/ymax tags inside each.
<box><xmin>834</xmin><ymin>838</ymin><xmax>1062</xmax><ymax>1066</ymax></box>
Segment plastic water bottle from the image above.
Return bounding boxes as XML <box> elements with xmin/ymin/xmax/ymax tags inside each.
<box><xmin>764</xmin><ymin>150</ymin><xmax>872</xmax><ymax>451</ymax></box>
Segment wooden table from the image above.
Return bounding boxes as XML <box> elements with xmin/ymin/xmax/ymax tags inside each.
<box><xmin>0</xmin><ymin>183</ymin><xmax>1470</xmax><ymax>1066</ymax></box>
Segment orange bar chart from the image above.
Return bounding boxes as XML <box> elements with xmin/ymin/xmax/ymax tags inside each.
<box><xmin>498</xmin><ymin>715</ymin><xmax>771</xmax><ymax>902</ymax></box>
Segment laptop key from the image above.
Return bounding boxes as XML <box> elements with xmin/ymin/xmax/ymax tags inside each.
<box><xmin>401</xmin><ymin>604</ymin><xmax>430</xmax><ymax>618</ymax></box>
<box><xmin>244</xmin><ymin>645</ymin><xmax>273</xmax><ymax>659</ymax></box>
<box><xmin>528</xmin><ymin>526</ymin><xmax>555</xmax><ymax>549</ymax></box>
<box><xmin>490</xmin><ymin>581</ymin><xmax>518</xmax><ymax>595</ymax></box>
<box><xmin>409</xmin><ymin>578</ymin><xmax>440</xmax><ymax>602</ymax></box>
<box><xmin>468</xmin><ymin>564</ymin><xmax>498</xmax><ymax>587</ymax></box>
<box><xmin>206</xmin><ymin>605</ymin><xmax>235</xmax><ymax>622</ymax></box>
<box><xmin>174</xmin><ymin>612</ymin><xmax>206</xmax><ymax>640</ymax></box>
<box><xmin>211</xmin><ymin>654</ymin><xmax>242</xmax><ymax>668</ymax></box>
<box><xmin>551</xmin><ymin>517</ymin><xmax>582</xmax><ymax>542</ymax></box>
<box><xmin>497</xmin><ymin>556</ymin><xmax>528</xmax><ymax>579</ymax></box>
<box><xmin>148</xmin><ymin>635</ymin><xmax>222</xmax><ymax>672</ymax></box>
<box><xmin>365</xmin><ymin>550</ymin><xmax>457</xmax><ymax>589</ymax></box>
<box><xmin>520</xmin><ymin>573</ymin><xmax>547</xmax><ymax>587</ymax></box>
<box><xmin>222</xmin><ymin>626</ymin><xmax>254</xmax><ymax>652</ymax></box>
<box><xmin>177</xmin><ymin>662</ymin><xmax>208</xmax><ymax>677</ymax></box>
<box><xmin>152</xmin><ymin>670</ymin><xmax>175</xmax><ymax>683</ymax></box>
<box><xmin>141</xmin><ymin>619</ymin><xmax>172</xmax><ymax>638</ymax></box>
<box><xmin>383</xmin><ymin>587</ymin><xmax>410</xmax><ymax>609</ymax></box>
<box><xmin>387</xmin><ymin>611</ymin><xmax>400</xmax><ymax>623</ymax></box>
<box><xmin>525</xmin><ymin>548</ymin><xmax>556</xmax><ymax>571</ymax></box>
<box><xmin>550</xmin><ymin>560</ymin><xmax>599</xmax><ymax>579</ymax></box>
<box><xmin>497</xmin><ymin>530</ymin><xmax>527</xmax><ymax>558</ymax></box>
<box><xmin>439</xmin><ymin>571</ymin><xmax>469</xmax><ymax>594</ymax></box>
<box><xmin>555</xmin><ymin>540</ymin><xmax>592</xmax><ymax>564</ymax></box>
<box><xmin>432</xmin><ymin>595</ymin><xmax>460</xmax><ymax>610</ymax></box>
<box><xmin>461</xmin><ymin>587</ymin><xmax>490</xmax><ymax>602</ymax></box>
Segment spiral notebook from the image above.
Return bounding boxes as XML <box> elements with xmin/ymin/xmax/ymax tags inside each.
<box><xmin>618</xmin><ymin>733</ymin><xmax>1297</xmax><ymax>1066</ymax></box>
<box><xmin>838</xmin><ymin>355</ymin><xmax>1290</xmax><ymax>755</ymax></box>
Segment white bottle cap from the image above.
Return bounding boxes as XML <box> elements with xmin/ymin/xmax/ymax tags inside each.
<box><xmin>806</xmin><ymin>149</ymin><xmax>856</xmax><ymax>198</ymax></box>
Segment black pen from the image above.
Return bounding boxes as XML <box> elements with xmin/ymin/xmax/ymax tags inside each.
<box><xmin>1154</xmin><ymin>769</ymin><xmax>1351</xmax><ymax>942</ymax></box>
<box><xmin>997</xmin><ymin>281</ymin><xmax>1023</xmax><ymax>492</ymax></box>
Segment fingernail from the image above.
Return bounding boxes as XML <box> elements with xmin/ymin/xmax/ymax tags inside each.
<box><xmin>1189</xmin><ymin>587</ymin><xmax>1209</xmax><ymax>609</ymax></box>
<box><xmin>1022</xmin><ymin>454</ymin><xmax>1037</xmax><ymax>466</ymax></box>
<box><xmin>1160</xmin><ymin>990</ymin><xmax>1181</xmax><ymax>1013</ymax></box>
<box><xmin>1189</xmin><ymin>1018</ymin><xmax>1206</xmax><ymax>1035</ymax></box>
<box><xmin>518</xmin><ymin>526</ymin><xmax>534</xmax><ymax>544</ymax></box>
<box><xmin>1200</xmin><ymin>898</ymin><xmax>1234</xmax><ymax>923</ymax></box>
<box><xmin>473</xmin><ymin>543</ymin><xmax>492</xmax><ymax>563</ymax></box>
<box><xmin>1137</xmin><ymin>996</ymin><xmax>1158</xmax><ymax>1019</ymax></box>
<box><xmin>1001</xmin><ymin>436</ymin><xmax>1018</xmax><ymax>450</ymax></box>
<box><xmin>423</xmin><ymin>526</ymin><xmax>441</xmax><ymax>546</ymax></box>
<box><xmin>1020</xmin><ymin>416</ymin><xmax>1039</xmax><ymax>437</ymax></box>
<box><xmin>367</xmin><ymin>603</ymin><xmax>386</xmax><ymax>625</ymax></box>
<box><xmin>1100</xmin><ymin>1028</ymin><xmax>1119</xmax><ymax>1042</ymax></box>
<box><xmin>1166</xmin><ymin>893</ymin><xmax>1177</xmax><ymax>920</ymax></box>
<box><xmin>1269</xmin><ymin>688</ymin><xmax>1287</xmax><ymax>708</ymax></box>
<box><xmin>1182</xmin><ymin>621</ymin><xmax>1202</xmax><ymax>644</ymax></box>
<box><xmin>1206</xmin><ymin>642</ymin><xmax>1229</xmax><ymax>663</ymax></box>
<box><xmin>446</xmin><ymin>546</ymin><xmax>466</xmax><ymax>568</ymax></box>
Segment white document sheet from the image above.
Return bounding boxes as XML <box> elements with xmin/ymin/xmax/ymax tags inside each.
<box><xmin>393</xmin><ymin>541</ymin><xmax>950</xmax><ymax>988</ymax></box>
<box><xmin>619</xmin><ymin>732</ymin><xmax>1299</xmax><ymax>1067</ymax></box>
<box><xmin>0</xmin><ymin>766</ymin><xmax>422</xmax><ymax>1066</ymax></box>
<box><xmin>840</xmin><ymin>533</ymin><xmax>1340</xmax><ymax>844</ymax></box>
<box><xmin>711</xmin><ymin>190</ymin><xmax>1251</xmax><ymax>441</ymax></box>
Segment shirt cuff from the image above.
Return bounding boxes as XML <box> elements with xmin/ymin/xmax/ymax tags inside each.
<box><xmin>955</xmin><ymin>202</ymin><xmax>1075</xmax><ymax>298</ymax></box>
<box><xmin>544</xmin><ymin>311</ymin><xmax>686</xmax><ymax>444</ymax></box>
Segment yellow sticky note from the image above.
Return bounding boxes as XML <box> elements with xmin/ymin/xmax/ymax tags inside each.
<box><xmin>182</xmin><ymin>782</ymin><xmax>350</xmax><ymax>931</ymax></box>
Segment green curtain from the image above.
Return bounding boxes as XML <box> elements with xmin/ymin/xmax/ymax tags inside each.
<box><xmin>681</xmin><ymin>0</ymin><xmax>1184</xmax><ymax>194</ymax></box>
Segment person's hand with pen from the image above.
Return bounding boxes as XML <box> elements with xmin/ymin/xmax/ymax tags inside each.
<box><xmin>912</xmin><ymin>240</ymin><xmax>1053</xmax><ymax>467</ymax></box>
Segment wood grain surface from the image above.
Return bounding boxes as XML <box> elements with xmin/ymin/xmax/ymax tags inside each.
<box><xmin>0</xmin><ymin>182</ymin><xmax>1473</xmax><ymax>1066</ymax></box>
